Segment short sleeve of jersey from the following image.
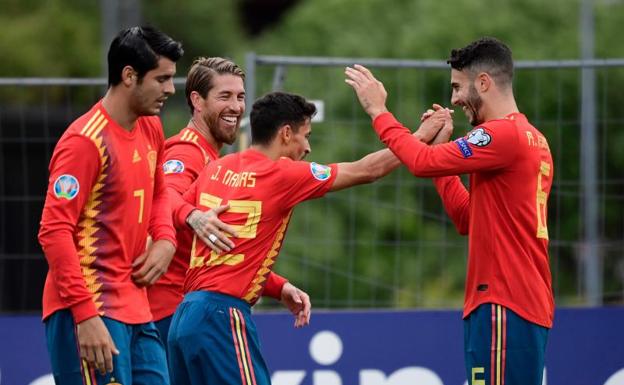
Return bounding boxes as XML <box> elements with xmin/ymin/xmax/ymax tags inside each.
<box><xmin>276</xmin><ymin>159</ymin><xmax>338</xmax><ymax>208</ymax></box>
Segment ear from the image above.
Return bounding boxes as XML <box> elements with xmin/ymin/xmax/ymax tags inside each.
<box><xmin>278</xmin><ymin>124</ymin><xmax>293</xmax><ymax>144</ymax></box>
<box><xmin>121</xmin><ymin>65</ymin><xmax>137</xmax><ymax>87</ymax></box>
<box><xmin>476</xmin><ymin>72</ymin><xmax>491</xmax><ymax>92</ymax></box>
<box><xmin>190</xmin><ymin>91</ymin><xmax>204</xmax><ymax>113</ymax></box>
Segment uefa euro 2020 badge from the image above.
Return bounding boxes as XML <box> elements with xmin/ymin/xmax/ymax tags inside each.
<box><xmin>163</xmin><ymin>159</ymin><xmax>185</xmax><ymax>174</ymax></box>
<box><xmin>310</xmin><ymin>162</ymin><xmax>331</xmax><ymax>181</ymax></box>
<box><xmin>53</xmin><ymin>174</ymin><xmax>79</xmax><ymax>200</ymax></box>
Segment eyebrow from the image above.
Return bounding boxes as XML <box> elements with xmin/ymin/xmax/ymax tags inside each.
<box><xmin>217</xmin><ymin>90</ymin><xmax>246</xmax><ymax>96</ymax></box>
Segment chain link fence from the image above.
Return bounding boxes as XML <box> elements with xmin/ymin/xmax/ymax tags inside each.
<box><xmin>2</xmin><ymin>56</ymin><xmax>624</xmax><ymax>312</ymax></box>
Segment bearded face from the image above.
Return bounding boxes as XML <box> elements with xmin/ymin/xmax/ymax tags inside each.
<box><xmin>450</xmin><ymin>69</ymin><xmax>485</xmax><ymax>126</ymax></box>
<box><xmin>198</xmin><ymin>74</ymin><xmax>246</xmax><ymax>145</ymax></box>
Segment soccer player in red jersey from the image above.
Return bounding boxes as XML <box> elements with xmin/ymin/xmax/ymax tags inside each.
<box><xmin>147</xmin><ymin>57</ymin><xmax>311</xmax><ymax>350</ymax></box>
<box><xmin>346</xmin><ymin>37</ymin><xmax>554</xmax><ymax>385</ymax></box>
<box><xmin>166</xmin><ymin>92</ymin><xmax>446</xmax><ymax>385</ymax></box>
<box><xmin>38</xmin><ymin>26</ymin><xmax>183</xmax><ymax>385</ymax></box>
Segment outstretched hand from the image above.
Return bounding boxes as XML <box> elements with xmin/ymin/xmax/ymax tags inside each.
<box><xmin>345</xmin><ymin>64</ymin><xmax>389</xmax><ymax>119</ymax></box>
<box><xmin>280</xmin><ymin>282</ymin><xmax>311</xmax><ymax>328</ymax></box>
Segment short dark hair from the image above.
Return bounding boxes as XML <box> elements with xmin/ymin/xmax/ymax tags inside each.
<box><xmin>107</xmin><ymin>26</ymin><xmax>184</xmax><ymax>86</ymax></box>
<box><xmin>185</xmin><ymin>57</ymin><xmax>245</xmax><ymax>114</ymax></box>
<box><xmin>447</xmin><ymin>37</ymin><xmax>513</xmax><ymax>87</ymax></box>
<box><xmin>250</xmin><ymin>92</ymin><xmax>316</xmax><ymax>145</ymax></box>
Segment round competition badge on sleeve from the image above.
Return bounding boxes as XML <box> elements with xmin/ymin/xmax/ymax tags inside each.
<box><xmin>466</xmin><ymin>127</ymin><xmax>491</xmax><ymax>147</ymax></box>
<box><xmin>310</xmin><ymin>162</ymin><xmax>331</xmax><ymax>181</ymax></box>
<box><xmin>53</xmin><ymin>174</ymin><xmax>79</xmax><ymax>200</ymax></box>
<box><xmin>163</xmin><ymin>159</ymin><xmax>185</xmax><ymax>174</ymax></box>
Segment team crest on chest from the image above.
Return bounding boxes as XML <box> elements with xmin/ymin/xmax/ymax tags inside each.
<box><xmin>310</xmin><ymin>162</ymin><xmax>331</xmax><ymax>181</ymax></box>
<box><xmin>163</xmin><ymin>159</ymin><xmax>185</xmax><ymax>174</ymax></box>
<box><xmin>466</xmin><ymin>127</ymin><xmax>491</xmax><ymax>147</ymax></box>
<box><xmin>53</xmin><ymin>174</ymin><xmax>79</xmax><ymax>200</ymax></box>
<box><xmin>147</xmin><ymin>150</ymin><xmax>158</xmax><ymax>178</ymax></box>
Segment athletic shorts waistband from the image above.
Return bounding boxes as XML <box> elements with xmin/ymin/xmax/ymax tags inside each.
<box><xmin>183</xmin><ymin>290</ymin><xmax>251</xmax><ymax>314</ymax></box>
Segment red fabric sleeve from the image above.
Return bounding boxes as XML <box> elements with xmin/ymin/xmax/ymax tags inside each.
<box><xmin>373</xmin><ymin>112</ymin><xmax>519</xmax><ymax>177</ymax></box>
<box><xmin>278</xmin><ymin>159</ymin><xmax>338</xmax><ymax>208</ymax></box>
<box><xmin>433</xmin><ymin>176</ymin><xmax>470</xmax><ymax>235</ymax></box>
<box><xmin>163</xmin><ymin>142</ymin><xmax>207</xmax><ymax>194</ymax></box>
<box><xmin>262</xmin><ymin>272</ymin><xmax>288</xmax><ymax>299</ymax></box>
<box><xmin>164</xmin><ymin>142</ymin><xmax>208</xmax><ymax>230</ymax></box>
<box><xmin>148</xmin><ymin>130</ymin><xmax>177</xmax><ymax>247</ymax></box>
<box><xmin>173</xmin><ymin>176</ymin><xmax>201</xmax><ymax>229</ymax></box>
<box><xmin>38</xmin><ymin>135</ymin><xmax>101</xmax><ymax>323</ymax></box>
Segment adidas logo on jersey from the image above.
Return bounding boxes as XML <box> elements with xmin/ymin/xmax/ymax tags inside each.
<box><xmin>133</xmin><ymin>149</ymin><xmax>142</xmax><ymax>163</ymax></box>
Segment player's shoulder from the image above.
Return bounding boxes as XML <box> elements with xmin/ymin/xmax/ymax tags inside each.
<box><xmin>480</xmin><ymin>118</ymin><xmax>513</xmax><ymax>131</ymax></box>
<box><xmin>166</xmin><ymin>131</ymin><xmax>204</xmax><ymax>152</ymax></box>
<box><xmin>277</xmin><ymin>158</ymin><xmax>333</xmax><ymax>181</ymax></box>
<box><xmin>275</xmin><ymin>156</ymin><xmax>304</xmax><ymax>171</ymax></box>
<box><xmin>167</xmin><ymin>127</ymin><xmax>203</xmax><ymax>144</ymax></box>
<box><xmin>60</xmin><ymin>106</ymin><xmax>107</xmax><ymax>151</ymax></box>
<box><xmin>65</xmin><ymin>103</ymin><xmax>105</xmax><ymax>136</ymax></box>
<box><xmin>481</xmin><ymin>113</ymin><xmax>530</xmax><ymax>132</ymax></box>
<box><xmin>465</xmin><ymin>115</ymin><xmax>524</xmax><ymax>147</ymax></box>
<box><xmin>166</xmin><ymin>128</ymin><xmax>207</xmax><ymax>151</ymax></box>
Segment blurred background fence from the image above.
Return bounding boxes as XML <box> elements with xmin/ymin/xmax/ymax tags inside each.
<box><xmin>2</xmin><ymin>56</ymin><xmax>624</xmax><ymax>313</ymax></box>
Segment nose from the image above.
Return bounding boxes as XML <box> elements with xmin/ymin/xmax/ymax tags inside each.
<box><xmin>164</xmin><ymin>78</ymin><xmax>175</xmax><ymax>96</ymax></box>
<box><xmin>450</xmin><ymin>91</ymin><xmax>459</xmax><ymax>106</ymax></box>
<box><xmin>233</xmin><ymin>100</ymin><xmax>245</xmax><ymax>115</ymax></box>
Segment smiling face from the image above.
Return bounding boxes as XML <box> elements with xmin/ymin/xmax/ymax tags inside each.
<box><xmin>450</xmin><ymin>68</ymin><xmax>484</xmax><ymax>126</ymax></box>
<box><xmin>130</xmin><ymin>57</ymin><xmax>176</xmax><ymax>116</ymax></box>
<box><xmin>198</xmin><ymin>74</ymin><xmax>245</xmax><ymax>146</ymax></box>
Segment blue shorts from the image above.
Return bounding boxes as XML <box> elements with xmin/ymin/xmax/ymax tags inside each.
<box><xmin>464</xmin><ymin>303</ymin><xmax>549</xmax><ymax>385</ymax></box>
<box><xmin>168</xmin><ymin>291</ymin><xmax>271</xmax><ymax>385</ymax></box>
<box><xmin>155</xmin><ymin>315</ymin><xmax>173</xmax><ymax>355</ymax></box>
<box><xmin>45</xmin><ymin>309</ymin><xmax>169</xmax><ymax>385</ymax></box>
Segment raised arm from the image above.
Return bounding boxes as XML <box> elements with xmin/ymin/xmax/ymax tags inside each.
<box><xmin>346</xmin><ymin>65</ymin><xmax>518</xmax><ymax>177</ymax></box>
<box><xmin>330</xmin><ymin>107</ymin><xmax>450</xmax><ymax>192</ymax></box>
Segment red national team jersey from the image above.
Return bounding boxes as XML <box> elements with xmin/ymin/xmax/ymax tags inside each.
<box><xmin>373</xmin><ymin>112</ymin><xmax>554</xmax><ymax>328</ymax></box>
<box><xmin>39</xmin><ymin>100</ymin><xmax>176</xmax><ymax>324</ymax></box>
<box><xmin>148</xmin><ymin>128</ymin><xmax>289</xmax><ymax>320</ymax></box>
<box><xmin>172</xmin><ymin>148</ymin><xmax>337</xmax><ymax>303</ymax></box>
